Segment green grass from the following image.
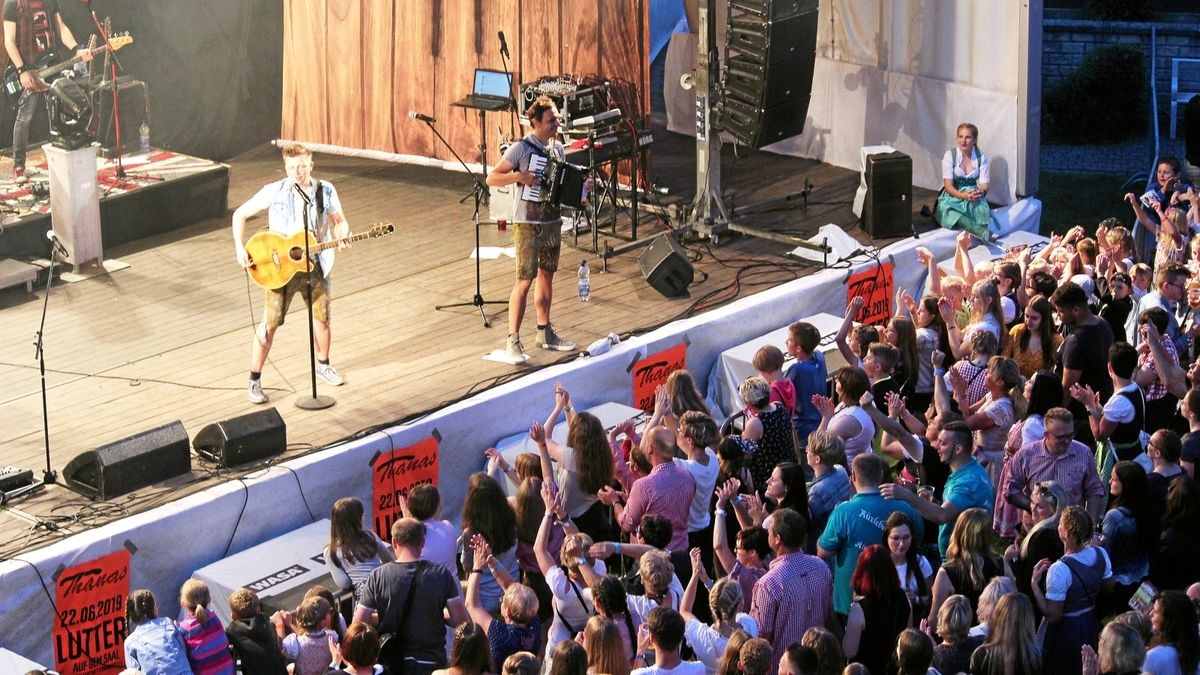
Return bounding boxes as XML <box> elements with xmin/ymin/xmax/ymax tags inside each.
<box><xmin>1036</xmin><ymin>171</ymin><xmax>1133</xmax><ymax>236</ymax></box>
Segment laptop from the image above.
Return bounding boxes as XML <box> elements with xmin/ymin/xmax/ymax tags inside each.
<box><xmin>454</xmin><ymin>68</ymin><xmax>514</xmax><ymax>111</ymax></box>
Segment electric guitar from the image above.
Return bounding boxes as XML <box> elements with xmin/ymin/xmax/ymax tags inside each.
<box><xmin>245</xmin><ymin>221</ymin><xmax>394</xmax><ymax>290</ymax></box>
<box><xmin>3</xmin><ymin>33</ymin><xmax>133</xmax><ymax>104</ymax></box>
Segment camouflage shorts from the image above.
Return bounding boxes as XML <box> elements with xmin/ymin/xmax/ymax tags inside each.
<box><xmin>513</xmin><ymin>220</ymin><xmax>562</xmax><ymax>280</ymax></box>
<box><xmin>263</xmin><ymin>266</ymin><xmax>330</xmax><ymax>327</ymax></box>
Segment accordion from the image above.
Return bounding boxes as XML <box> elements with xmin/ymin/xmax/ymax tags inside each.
<box><xmin>521</xmin><ymin>154</ymin><xmax>587</xmax><ymax>209</ymax></box>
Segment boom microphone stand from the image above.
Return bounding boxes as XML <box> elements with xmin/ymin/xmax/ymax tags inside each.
<box><xmin>291</xmin><ymin>185</ymin><xmax>334</xmax><ymax>410</ymax></box>
<box><xmin>87</xmin><ymin>7</ymin><xmax>128</xmax><ymax>179</ymax></box>
<box><xmin>425</xmin><ymin>116</ymin><xmax>507</xmax><ymax>328</ymax></box>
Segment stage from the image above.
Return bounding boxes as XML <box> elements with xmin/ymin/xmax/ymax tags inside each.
<box><xmin>0</xmin><ymin>146</ymin><xmax>229</xmax><ymax>261</ymax></box>
<box><xmin>0</xmin><ymin>118</ymin><xmax>939</xmax><ymax>557</ymax></box>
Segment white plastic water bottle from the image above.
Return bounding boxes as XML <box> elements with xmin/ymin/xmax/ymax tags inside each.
<box><xmin>578</xmin><ymin>260</ymin><xmax>591</xmax><ymax>302</ymax></box>
<box><xmin>139</xmin><ymin>121</ymin><xmax>150</xmax><ymax>153</ymax></box>
<box><xmin>585</xmin><ymin>332</ymin><xmax>620</xmax><ymax>356</ymax></box>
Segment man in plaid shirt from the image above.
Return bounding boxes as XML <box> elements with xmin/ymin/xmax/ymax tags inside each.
<box><xmin>750</xmin><ymin>508</ymin><xmax>832</xmax><ymax>674</ymax></box>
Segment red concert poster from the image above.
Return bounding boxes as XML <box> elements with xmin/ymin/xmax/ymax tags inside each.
<box><xmin>53</xmin><ymin>548</ymin><xmax>131</xmax><ymax>675</ymax></box>
<box><xmin>846</xmin><ymin>260</ymin><xmax>895</xmax><ymax>326</ymax></box>
<box><xmin>370</xmin><ymin>435</ymin><xmax>440</xmax><ymax>540</ymax></box>
<box><xmin>632</xmin><ymin>343</ymin><xmax>688</xmax><ymax>412</ymax></box>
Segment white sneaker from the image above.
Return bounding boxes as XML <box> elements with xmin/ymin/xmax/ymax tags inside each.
<box><xmin>247</xmin><ymin>378</ymin><xmax>268</xmax><ymax>404</ymax></box>
<box><xmin>505</xmin><ymin>335</ymin><xmax>529</xmax><ymax>364</ymax></box>
<box><xmin>316</xmin><ymin>362</ymin><xmax>344</xmax><ymax>386</ymax></box>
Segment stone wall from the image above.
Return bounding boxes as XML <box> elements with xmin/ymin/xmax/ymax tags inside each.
<box><xmin>1043</xmin><ymin>14</ymin><xmax>1200</xmax><ymax>133</ymax></box>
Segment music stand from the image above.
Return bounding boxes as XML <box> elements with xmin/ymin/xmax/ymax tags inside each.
<box><xmin>432</xmin><ymin>98</ymin><xmax>513</xmax><ymax>328</ymax></box>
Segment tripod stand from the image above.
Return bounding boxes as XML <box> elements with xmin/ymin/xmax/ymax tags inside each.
<box><xmin>427</xmin><ymin>114</ymin><xmax>507</xmax><ymax>327</ymax></box>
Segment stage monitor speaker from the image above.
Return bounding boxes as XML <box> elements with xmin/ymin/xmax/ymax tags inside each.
<box><xmin>718</xmin><ymin>1</ymin><xmax>818</xmax><ymax>148</ymax></box>
<box><xmin>94</xmin><ymin>78</ymin><xmax>148</xmax><ymax>156</ymax></box>
<box><xmin>193</xmin><ymin>407</ymin><xmax>287</xmax><ymax>467</ymax></box>
<box><xmin>862</xmin><ymin>151</ymin><xmax>913</xmax><ymax>238</ymax></box>
<box><xmin>638</xmin><ymin>234</ymin><xmax>694</xmax><ymax>298</ymax></box>
<box><xmin>63</xmin><ymin>420</ymin><xmax>190</xmax><ymax>500</ymax></box>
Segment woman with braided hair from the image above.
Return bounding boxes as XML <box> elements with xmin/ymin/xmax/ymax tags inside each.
<box><xmin>680</xmin><ymin>547</ymin><xmax>759</xmax><ymax>675</ymax></box>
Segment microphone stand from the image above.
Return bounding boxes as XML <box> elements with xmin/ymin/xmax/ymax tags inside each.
<box><xmin>292</xmin><ymin>183</ymin><xmax>335</xmax><ymax>410</ymax></box>
<box><xmin>87</xmin><ymin>9</ymin><xmax>128</xmax><ymax>181</ymax></box>
<box><xmin>427</xmin><ymin>117</ymin><xmax>507</xmax><ymax>328</ymax></box>
<box><xmin>34</xmin><ymin>240</ymin><xmax>62</xmax><ymax>485</ymax></box>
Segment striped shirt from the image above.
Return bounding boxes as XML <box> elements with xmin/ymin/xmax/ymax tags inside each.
<box><xmin>179</xmin><ymin>612</ymin><xmax>235</xmax><ymax>675</ymax></box>
<box><xmin>1005</xmin><ymin>439</ymin><xmax>1106</xmax><ymax>510</ymax></box>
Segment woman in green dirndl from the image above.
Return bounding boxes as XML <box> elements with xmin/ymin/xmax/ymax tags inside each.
<box><xmin>936</xmin><ymin>123</ymin><xmax>993</xmax><ymax>241</ymax></box>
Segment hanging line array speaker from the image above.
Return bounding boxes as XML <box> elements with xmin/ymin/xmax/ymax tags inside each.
<box><xmin>717</xmin><ymin>0</ymin><xmax>819</xmax><ymax>149</ymax></box>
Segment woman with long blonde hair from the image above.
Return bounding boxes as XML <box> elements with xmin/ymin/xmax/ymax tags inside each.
<box><xmin>969</xmin><ymin>593</ymin><xmax>1041</xmax><ymax>675</ymax></box>
<box><xmin>583</xmin><ymin>616</ymin><xmax>632</xmax><ymax>675</ymax></box>
<box><xmin>927</xmin><ymin>508</ymin><xmax>1003</xmax><ymax>639</ymax></box>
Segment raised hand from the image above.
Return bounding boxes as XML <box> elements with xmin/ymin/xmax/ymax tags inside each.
<box><xmin>957</xmin><ymin>230</ymin><xmax>972</xmax><ymax>250</ymax></box>
<box><xmin>529</xmin><ymin>421</ymin><xmax>546</xmax><ymax>445</ymax></box>
<box><xmin>1068</xmin><ymin>383</ymin><xmax>1098</xmax><ymax>409</ymax></box>
<box><xmin>848</xmin><ymin>295</ymin><xmax>865</xmax><ymax>319</ymax></box>
<box><xmin>484</xmin><ymin>447</ymin><xmax>510</xmax><ymax>472</ymax></box>
<box><xmin>743</xmin><ymin>493</ymin><xmax>766</xmax><ymax>524</ymax></box>
<box><xmin>654</xmin><ymin>385</ymin><xmax>670</xmax><ymax>416</ymax></box>
<box><xmin>715</xmin><ymin>477</ymin><xmax>741</xmax><ymax>507</ymax></box>
<box><xmin>555</xmin><ymin>382</ymin><xmax>571</xmax><ymax>410</ymax></box>
<box><xmin>936</xmin><ymin>296</ymin><xmax>955</xmax><ymax>322</ymax></box>
<box><xmin>885</xmin><ymin>390</ymin><xmax>906</xmax><ymax>418</ymax></box>
<box><xmin>916</xmin><ymin>247</ymin><xmax>933</xmax><ymax>266</ymax></box>
<box><xmin>900</xmin><ymin>288</ymin><xmax>917</xmax><ymax>313</ymax></box>
<box><xmin>811</xmin><ymin>394</ymin><xmax>835</xmax><ymax>419</ymax></box>
<box><xmin>931</xmin><ymin>349</ymin><xmax>945</xmax><ymax>369</ymax></box>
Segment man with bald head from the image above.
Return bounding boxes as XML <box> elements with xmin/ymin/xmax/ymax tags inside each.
<box><xmin>599</xmin><ymin>425</ymin><xmax>696</xmax><ymax>551</ymax></box>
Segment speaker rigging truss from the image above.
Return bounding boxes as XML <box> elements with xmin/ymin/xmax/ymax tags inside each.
<box><xmin>683</xmin><ymin>0</ymin><xmax>827</xmax><ymax>254</ymax></box>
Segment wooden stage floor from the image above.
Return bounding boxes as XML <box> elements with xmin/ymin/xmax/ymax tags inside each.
<box><xmin>0</xmin><ymin>120</ymin><xmax>937</xmax><ymax>556</ymax></box>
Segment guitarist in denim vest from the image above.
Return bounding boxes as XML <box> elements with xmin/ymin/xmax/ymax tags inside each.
<box><xmin>3</xmin><ymin>0</ymin><xmax>89</xmax><ymax>183</ymax></box>
<box><xmin>232</xmin><ymin>143</ymin><xmax>351</xmax><ymax>404</ymax></box>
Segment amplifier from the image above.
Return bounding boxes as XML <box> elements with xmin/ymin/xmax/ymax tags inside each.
<box><xmin>518</xmin><ymin>79</ymin><xmax>608</xmax><ymax>126</ymax></box>
<box><xmin>730</xmin><ymin>0</ymin><xmax>818</xmax><ymax>20</ymax></box>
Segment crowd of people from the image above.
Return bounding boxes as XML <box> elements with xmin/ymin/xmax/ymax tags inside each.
<box><xmin>117</xmin><ymin>153</ymin><xmax>1200</xmax><ymax>675</ymax></box>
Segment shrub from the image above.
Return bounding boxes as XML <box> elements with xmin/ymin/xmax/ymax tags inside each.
<box><xmin>1043</xmin><ymin>44</ymin><xmax>1146</xmax><ymax>144</ymax></box>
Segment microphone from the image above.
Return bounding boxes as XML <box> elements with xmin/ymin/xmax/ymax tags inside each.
<box><xmin>292</xmin><ymin>180</ymin><xmax>312</xmax><ymax>205</ymax></box>
<box><xmin>498</xmin><ymin>31</ymin><xmax>510</xmax><ymax>59</ymax></box>
<box><xmin>46</xmin><ymin>230</ymin><xmax>69</xmax><ymax>259</ymax></box>
<box><xmin>408</xmin><ymin>110</ymin><xmax>436</xmax><ymax>124</ymax></box>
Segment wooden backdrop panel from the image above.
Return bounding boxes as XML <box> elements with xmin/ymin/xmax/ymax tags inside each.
<box><xmin>326</xmin><ymin>0</ymin><xmax>364</xmax><ymax>149</ymax></box>
<box><xmin>282</xmin><ymin>0</ymin><xmax>328</xmax><ymax>142</ymax></box>
<box><xmin>392</xmin><ymin>0</ymin><xmax>437</xmax><ymax>157</ymax></box>
<box><xmin>434</xmin><ymin>0</ymin><xmax>480</xmax><ymax>164</ymax></box>
<box><xmin>362</xmin><ymin>0</ymin><xmax>395</xmax><ymax>152</ymax></box>
<box><xmin>519</xmin><ymin>0</ymin><xmax>560</xmax><ymax>101</ymax></box>
<box><xmin>283</xmin><ymin>0</ymin><xmax>647</xmax><ymax>161</ymax></box>
<box><xmin>561</xmin><ymin>0</ymin><xmax>600</xmax><ymax>77</ymax></box>
<box><xmin>600</xmin><ymin>0</ymin><xmax>648</xmax><ymax>115</ymax></box>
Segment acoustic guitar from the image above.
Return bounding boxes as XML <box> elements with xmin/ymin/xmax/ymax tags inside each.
<box><xmin>245</xmin><ymin>221</ymin><xmax>394</xmax><ymax>290</ymax></box>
